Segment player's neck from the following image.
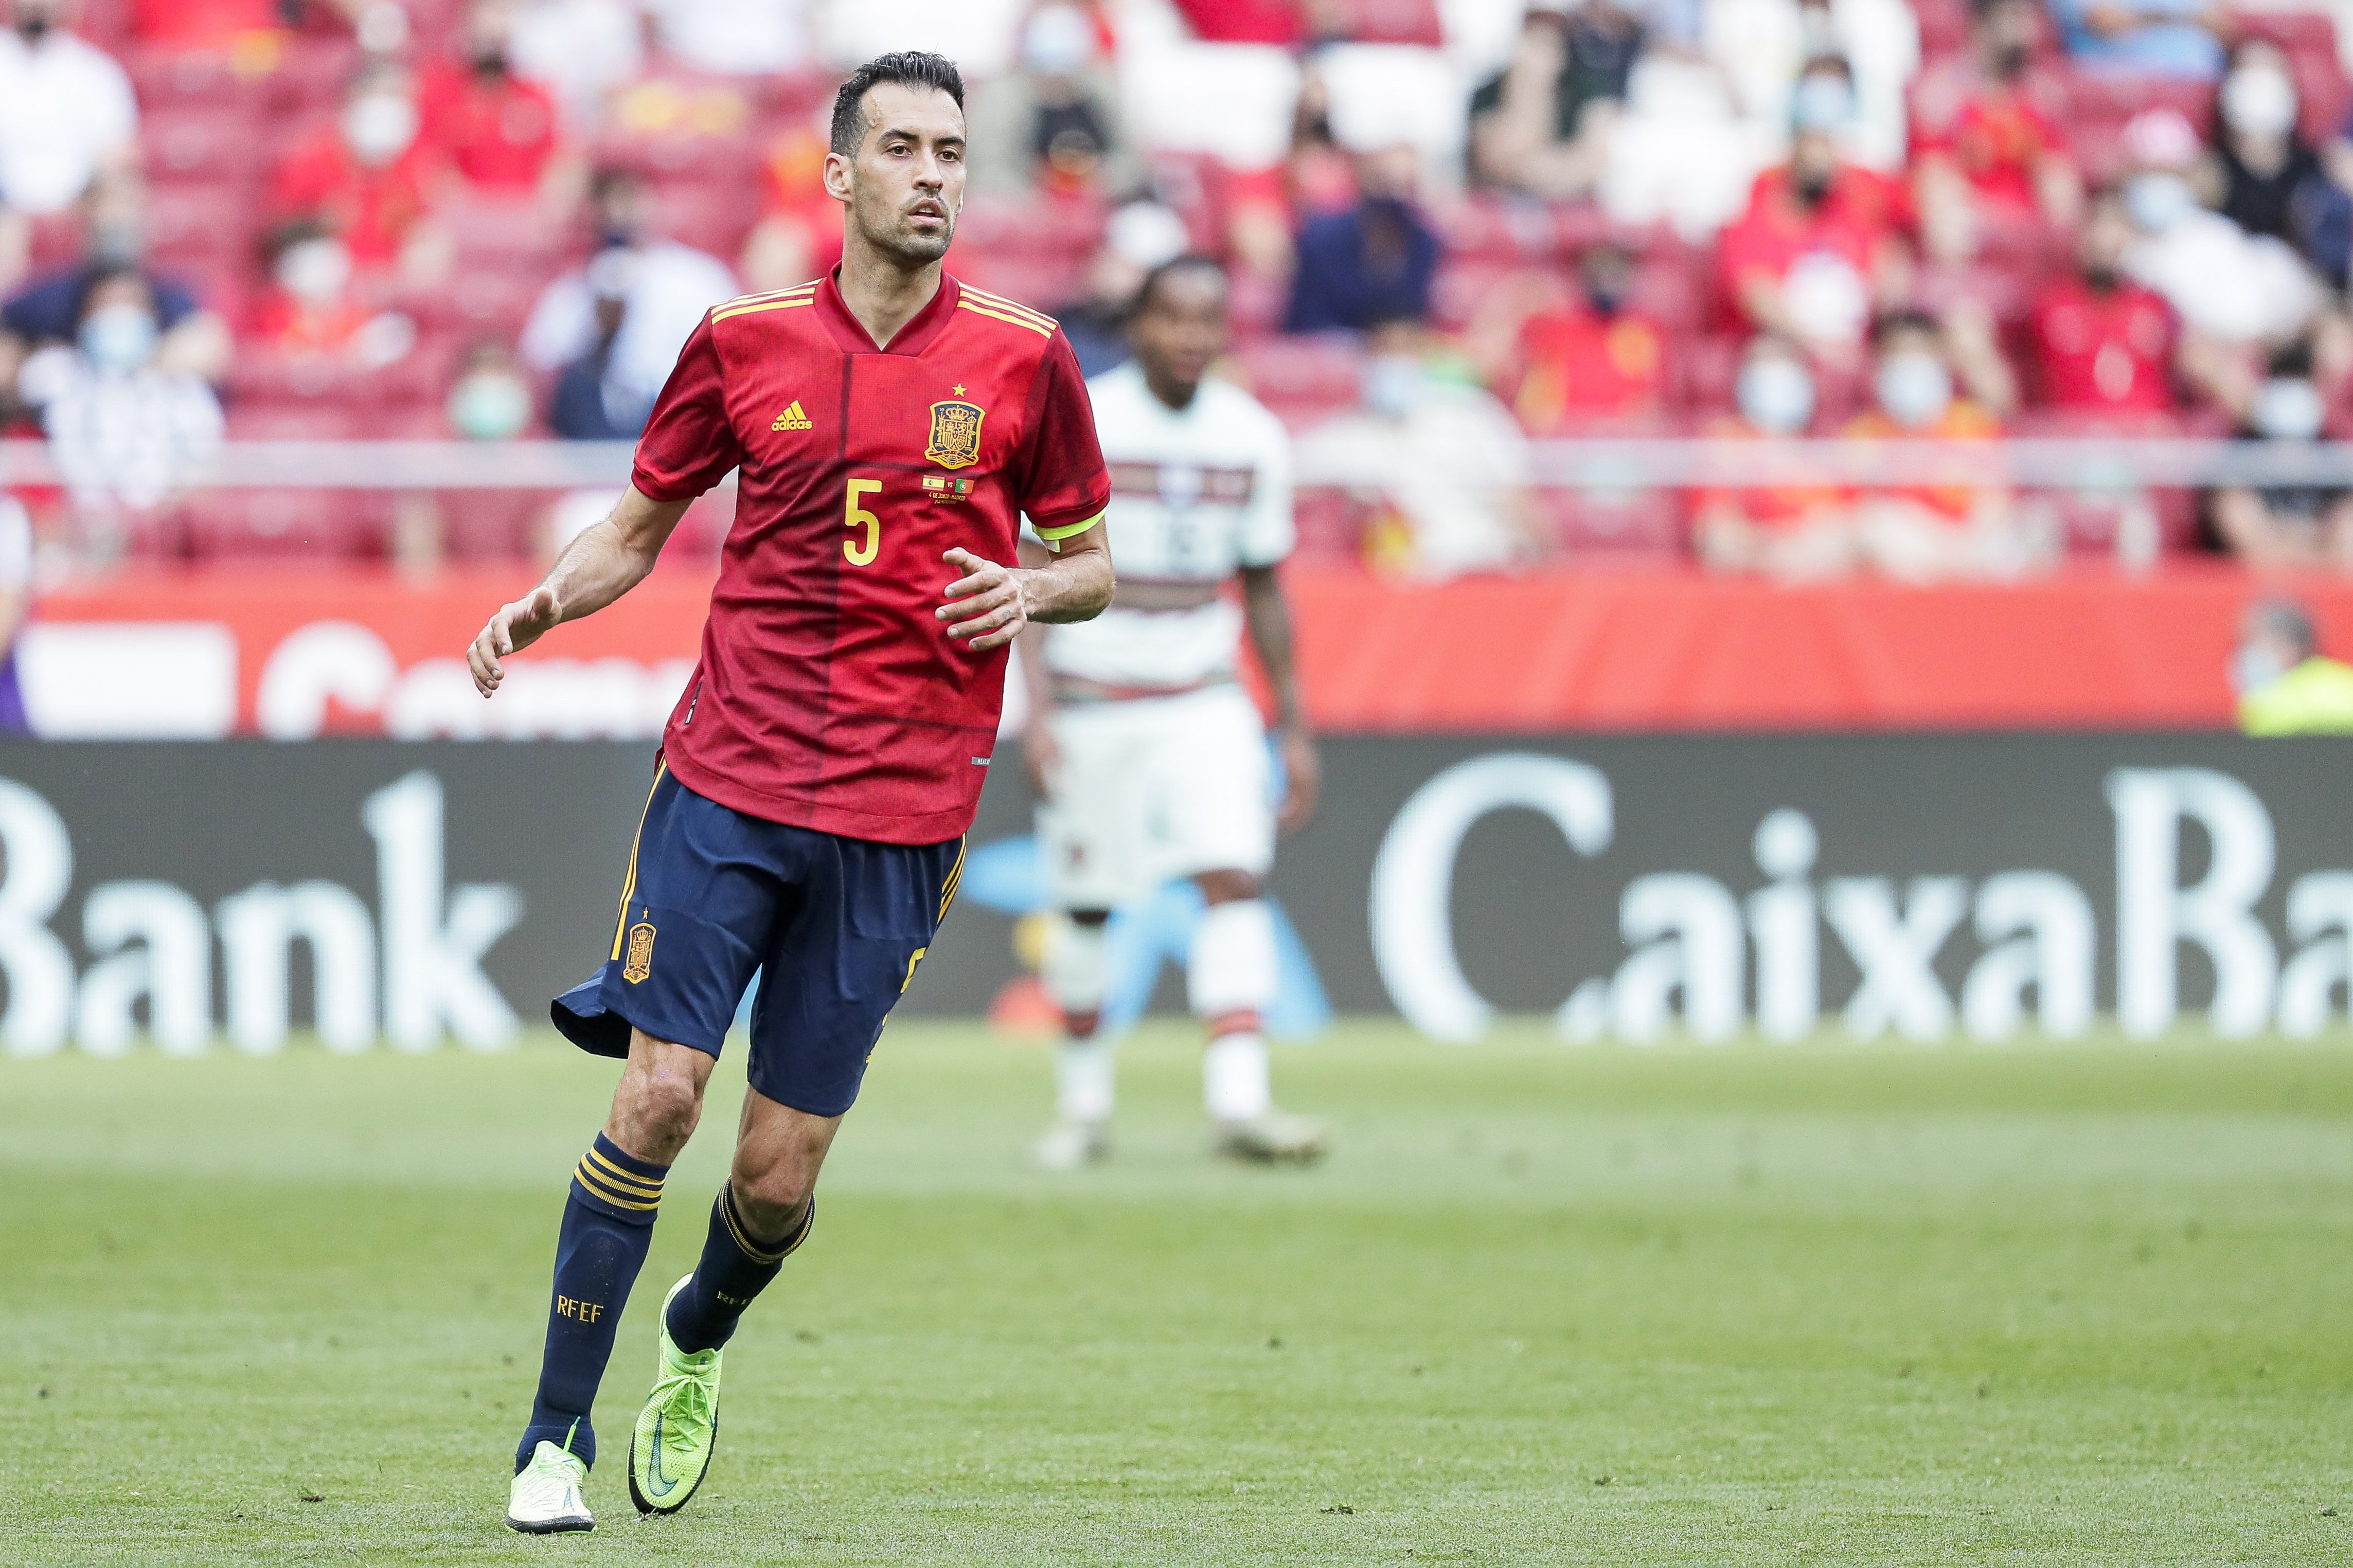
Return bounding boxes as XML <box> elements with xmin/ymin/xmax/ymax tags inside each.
<box><xmin>835</xmin><ymin>241</ymin><xmax>944</xmax><ymax>351</ymax></box>
<box><xmin>1144</xmin><ymin>370</ymin><xmax>1200</xmax><ymax>413</ymax></box>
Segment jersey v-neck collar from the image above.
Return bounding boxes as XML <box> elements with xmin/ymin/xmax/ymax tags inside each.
<box><xmin>816</xmin><ymin>268</ymin><xmax>960</xmax><ymax>356</ymax></box>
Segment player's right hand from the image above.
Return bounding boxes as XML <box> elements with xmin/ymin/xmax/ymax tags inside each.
<box><xmin>468</xmin><ymin>585</ymin><xmax>562</xmax><ymax>697</ymax></box>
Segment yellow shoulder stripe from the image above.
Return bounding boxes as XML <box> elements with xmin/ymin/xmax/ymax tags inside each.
<box><xmin>960</xmin><ymin>286</ymin><xmax>1055</xmax><ymax>327</ymax></box>
<box><xmin>714</xmin><ymin>296</ymin><xmax>815</xmax><ymax>323</ymax></box>
<box><xmin>957</xmin><ymin>300</ymin><xmax>1055</xmax><ymax>337</ymax></box>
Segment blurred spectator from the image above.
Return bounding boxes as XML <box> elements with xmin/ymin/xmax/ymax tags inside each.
<box><xmin>2122</xmin><ymin>106</ymin><xmax>2323</xmax><ymax>348</ymax></box>
<box><xmin>270</xmin><ymin>60</ymin><xmax>451</xmax><ymax>279</ymax></box>
<box><xmin>246</xmin><ymin>221</ymin><xmax>417</xmax><ymax>366</ymax></box>
<box><xmin>1502</xmin><ymin>239</ymin><xmax>1668</xmax><ymax>432</ymax></box>
<box><xmin>1695</xmin><ymin>333</ymin><xmax>1851</xmax><ymax>575</ymax></box>
<box><xmin>2211</xmin><ymin>338</ymin><xmax>2353</xmax><ymax>568</ymax></box>
<box><xmin>2235</xmin><ymin>596</ymin><xmax>2353</xmax><ymax>734</ymax></box>
<box><xmin>1705</xmin><ymin>0</ymin><xmax>1922</xmax><ymax>174</ymax></box>
<box><xmin>739</xmin><ymin>125</ymin><xmax>839</xmax><ymax>296</ymax></box>
<box><xmin>0</xmin><ymin>0</ymin><xmax>138</xmax><ymax>225</ymax></box>
<box><xmin>2028</xmin><ymin>184</ymin><xmax>2198</xmax><ymax>413</ymax></box>
<box><xmin>1718</xmin><ymin>57</ymin><xmax>1911</xmax><ymax>369</ymax></box>
<box><xmin>1469</xmin><ymin>0</ymin><xmax>1644</xmax><ymax>201</ymax></box>
<box><xmin>1284</xmin><ymin>144</ymin><xmax>1438</xmax><ymax>334</ymax></box>
<box><xmin>2208</xmin><ymin>41</ymin><xmax>2327</xmax><ymax>253</ymax></box>
<box><xmin>127</xmin><ymin>0</ymin><xmax>281</xmax><ymax>49</ymax></box>
<box><xmin>419</xmin><ymin>0</ymin><xmax>570</xmax><ymax>199</ymax></box>
<box><xmin>524</xmin><ymin>166</ymin><xmax>735</xmax><ymax>440</ymax></box>
<box><xmin>446</xmin><ymin>338</ymin><xmax>534</xmax><ymax>439</ymax></box>
<box><xmin>1910</xmin><ymin>0</ymin><xmax>2082</xmax><ymax>262</ymax></box>
<box><xmin>2</xmin><ymin>173</ymin><xmax>230</xmax><ymax>385</ymax></box>
<box><xmin>0</xmin><ymin>491</ymin><xmax>30</xmax><ymax>734</ymax></box>
<box><xmin>641</xmin><ymin>0</ymin><xmax>812</xmax><ymax>77</ymax></box>
<box><xmin>967</xmin><ymin>3</ymin><xmax>1132</xmax><ymax>197</ymax></box>
<box><xmin>1597</xmin><ymin>32</ymin><xmax>1772</xmax><ymax>240</ymax></box>
<box><xmin>2050</xmin><ymin>0</ymin><xmax>2226</xmax><ymax>79</ymax></box>
<box><xmin>507</xmin><ymin>0</ymin><xmax>644</xmax><ymax>129</ymax></box>
<box><xmin>15</xmin><ymin>267</ymin><xmax>223</xmax><ymax>523</ymax></box>
<box><xmin>1058</xmin><ymin>200</ymin><xmax>1189</xmax><ymax>380</ymax></box>
<box><xmin>1837</xmin><ymin>310</ymin><xmax>2034</xmax><ymax>580</ymax></box>
<box><xmin>1296</xmin><ymin>317</ymin><xmax>1541</xmax><ymax>578</ymax></box>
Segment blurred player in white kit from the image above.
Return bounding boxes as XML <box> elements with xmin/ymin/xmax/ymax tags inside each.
<box><xmin>1020</xmin><ymin>255</ymin><xmax>1327</xmax><ymax>1167</ymax></box>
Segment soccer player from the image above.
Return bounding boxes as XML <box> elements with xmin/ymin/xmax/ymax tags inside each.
<box><xmin>464</xmin><ymin>52</ymin><xmax>1113</xmax><ymax>1533</ymax></box>
<box><xmin>1022</xmin><ymin>255</ymin><xmax>1326</xmax><ymax>1170</ymax></box>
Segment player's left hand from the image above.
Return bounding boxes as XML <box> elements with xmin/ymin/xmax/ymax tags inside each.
<box><xmin>1277</xmin><ymin>727</ymin><xmax>1321</xmax><ymax>834</ymax></box>
<box><xmin>937</xmin><ymin>547</ymin><xmax>1032</xmax><ymax>654</ymax></box>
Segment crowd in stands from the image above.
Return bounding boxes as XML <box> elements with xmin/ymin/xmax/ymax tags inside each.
<box><xmin>5</xmin><ymin>0</ymin><xmax>2353</xmax><ymax>580</ymax></box>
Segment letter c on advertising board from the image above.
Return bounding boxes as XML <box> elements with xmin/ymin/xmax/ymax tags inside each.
<box><xmin>1369</xmin><ymin>754</ymin><xmax>1613</xmax><ymax>1042</ymax></box>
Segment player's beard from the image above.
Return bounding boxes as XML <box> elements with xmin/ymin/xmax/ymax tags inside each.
<box><xmin>858</xmin><ymin>199</ymin><xmax>956</xmax><ymax>267</ymax></box>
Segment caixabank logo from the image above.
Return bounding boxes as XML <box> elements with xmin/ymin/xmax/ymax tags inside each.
<box><xmin>1367</xmin><ymin>751</ymin><xmax>2353</xmax><ymax>1045</ymax></box>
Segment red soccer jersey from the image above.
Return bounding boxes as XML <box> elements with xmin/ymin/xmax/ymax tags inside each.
<box><xmin>418</xmin><ymin>63</ymin><xmax>561</xmax><ymax>192</ymax></box>
<box><xmin>631</xmin><ymin>271</ymin><xmax>1111</xmax><ymax>845</ymax></box>
<box><xmin>1509</xmin><ymin>307</ymin><xmax>1666</xmax><ymax>432</ymax></box>
<box><xmin>2028</xmin><ymin>276</ymin><xmax>2179</xmax><ymax>413</ymax></box>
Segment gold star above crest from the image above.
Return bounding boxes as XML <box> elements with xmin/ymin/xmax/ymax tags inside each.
<box><xmin>952</xmin><ymin>384</ymin><xmax>967</xmax><ymax>397</ymax></box>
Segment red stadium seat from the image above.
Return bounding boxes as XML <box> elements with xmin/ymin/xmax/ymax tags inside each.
<box><xmin>122</xmin><ymin>46</ymin><xmax>256</xmax><ymax>109</ymax></box>
<box><xmin>142</xmin><ymin>105</ymin><xmax>265</xmax><ymax>184</ymax></box>
<box><xmin>1432</xmin><ymin>197</ymin><xmax>1563</xmax><ymax>267</ymax></box>
<box><xmin>1231</xmin><ymin>337</ymin><xmax>1364</xmax><ymax>430</ymax></box>
<box><xmin>265</xmin><ymin>38</ymin><xmax>363</xmax><ymax>112</ymax></box>
<box><xmin>1291</xmin><ymin>487</ymin><xmax>1360</xmax><ymax>561</ymax></box>
<box><xmin>441</xmin><ymin>193</ymin><xmax>565</xmax><ymax>264</ymax></box>
<box><xmin>2061</xmin><ymin>68</ymin><xmax>2214</xmax><ymax>133</ymax></box>
<box><xmin>185</xmin><ymin>488</ymin><xmax>392</xmax><ymax>560</ymax></box>
<box><xmin>144</xmin><ymin>181</ymin><xmax>260</xmax><ymax>272</ymax></box>
<box><xmin>1544</xmin><ymin>484</ymin><xmax>1686</xmax><ymax>557</ymax></box>
<box><xmin>439</xmin><ymin>489</ymin><xmax>547</xmax><ymax>561</ymax></box>
<box><xmin>1317</xmin><ymin>0</ymin><xmax>1445</xmax><ymax>46</ymax></box>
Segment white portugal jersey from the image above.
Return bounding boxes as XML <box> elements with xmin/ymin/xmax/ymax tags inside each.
<box><xmin>1040</xmin><ymin>361</ymin><xmax>1295</xmax><ymax>691</ymax></box>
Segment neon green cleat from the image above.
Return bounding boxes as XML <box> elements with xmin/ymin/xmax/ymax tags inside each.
<box><xmin>628</xmin><ymin>1274</ymin><xmax>723</xmax><ymax>1515</ymax></box>
<box><xmin>505</xmin><ymin>1440</ymin><xmax>594</xmax><ymax>1534</ymax></box>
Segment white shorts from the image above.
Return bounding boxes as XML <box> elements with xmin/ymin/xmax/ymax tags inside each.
<box><xmin>1038</xmin><ymin>684</ymin><xmax>1274</xmax><ymax>910</ymax></box>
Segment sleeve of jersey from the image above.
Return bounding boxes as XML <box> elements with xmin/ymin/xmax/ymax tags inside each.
<box><xmin>629</xmin><ymin>314</ymin><xmax>746</xmax><ymax>504</ymax></box>
<box><xmin>1238</xmin><ymin>411</ymin><xmax>1296</xmax><ymax>568</ymax></box>
<box><xmin>1013</xmin><ymin>331</ymin><xmax>1112</xmax><ymax>549</ymax></box>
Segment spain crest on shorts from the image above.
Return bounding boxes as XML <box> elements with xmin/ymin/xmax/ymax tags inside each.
<box><xmin>924</xmin><ymin>399</ymin><xmax>985</xmax><ymax>470</ymax></box>
<box><xmin>622</xmin><ymin>921</ymin><xmax>656</xmax><ymax>984</ymax></box>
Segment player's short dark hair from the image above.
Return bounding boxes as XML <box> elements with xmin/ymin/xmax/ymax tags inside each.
<box><xmin>1869</xmin><ymin>308</ymin><xmax>1942</xmax><ymax>351</ymax></box>
<box><xmin>2251</xmin><ymin>596</ymin><xmax>2318</xmax><ymax>658</ymax></box>
<box><xmin>1129</xmin><ymin>254</ymin><xmax>1227</xmax><ymax>319</ymax></box>
<box><xmin>830</xmin><ymin>52</ymin><xmax>967</xmax><ymax>158</ymax></box>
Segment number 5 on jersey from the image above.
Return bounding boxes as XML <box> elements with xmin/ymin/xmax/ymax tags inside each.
<box><xmin>844</xmin><ymin>478</ymin><xmax>882</xmax><ymax>566</ymax></box>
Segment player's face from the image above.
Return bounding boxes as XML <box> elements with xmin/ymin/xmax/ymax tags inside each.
<box><xmin>829</xmin><ymin>83</ymin><xmax>967</xmax><ymax>266</ymax></box>
<box><xmin>1129</xmin><ymin>269</ymin><xmax>1228</xmax><ymax>397</ymax></box>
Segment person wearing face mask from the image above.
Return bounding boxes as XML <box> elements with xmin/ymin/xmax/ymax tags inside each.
<box><xmin>1695</xmin><ymin>333</ymin><xmax>1851</xmax><ymax>576</ymax></box>
<box><xmin>1910</xmin><ymin>0</ymin><xmax>2081</xmax><ymax>262</ymax></box>
<box><xmin>2209</xmin><ymin>41</ymin><xmax>2326</xmax><ymax>252</ymax></box>
<box><xmin>447</xmin><ymin>338</ymin><xmax>536</xmax><ymax>440</ymax></box>
<box><xmin>1838</xmin><ymin>310</ymin><xmax>2030</xmax><ymax>581</ymax></box>
<box><xmin>1718</xmin><ymin>57</ymin><xmax>1911</xmax><ymax>369</ymax></box>
<box><xmin>961</xmin><ymin>3</ymin><xmax>1133</xmax><ymax>199</ymax></box>
<box><xmin>417</xmin><ymin>0</ymin><xmax>568</xmax><ymax>197</ymax></box>
<box><xmin>269</xmin><ymin>60</ymin><xmax>449</xmax><ymax>274</ymax></box>
<box><xmin>1283</xmin><ymin>142</ymin><xmax>1440</xmax><ymax>334</ymax></box>
<box><xmin>2234</xmin><ymin>597</ymin><xmax>2353</xmax><ymax>735</ymax></box>
<box><xmin>1469</xmin><ymin>0</ymin><xmax>1645</xmax><ymax>201</ymax></box>
<box><xmin>0</xmin><ymin>0</ymin><xmax>138</xmax><ymax>224</ymax></box>
<box><xmin>2027</xmin><ymin>184</ymin><xmax>2199</xmax><ymax>414</ymax></box>
<box><xmin>1500</xmin><ymin>239</ymin><xmax>1668</xmax><ymax>434</ymax></box>
<box><xmin>1295</xmin><ymin>316</ymin><xmax>1542</xmax><ymax>578</ymax></box>
<box><xmin>2</xmin><ymin>171</ymin><xmax>230</xmax><ymax>383</ymax></box>
<box><xmin>247</xmin><ymin>220</ymin><xmax>419</xmax><ymax>368</ymax></box>
<box><xmin>2118</xmin><ymin>105</ymin><xmax>2324</xmax><ymax>348</ymax></box>
<box><xmin>14</xmin><ymin>268</ymin><xmax>223</xmax><ymax>526</ymax></box>
<box><xmin>2211</xmin><ymin>338</ymin><xmax>2353</xmax><ymax>569</ymax></box>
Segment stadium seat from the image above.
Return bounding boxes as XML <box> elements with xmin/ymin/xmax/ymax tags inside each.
<box><xmin>184</xmin><ymin>488</ymin><xmax>392</xmax><ymax>560</ymax></box>
<box><xmin>122</xmin><ymin>45</ymin><xmax>258</xmax><ymax>109</ymax></box>
<box><xmin>1316</xmin><ymin>0</ymin><xmax>1445</xmax><ymax>46</ymax></box>
<box><xmin>1290</xmin><ymin>486</ymin><xmax>1360</xmax><ymax>561</ymax></box>
<box><xmin>439</xmin><ymin>489</ymin><xmax>548</xmax><ymax>561</ymax></box>
<box><xmin>144</xmin><ymin>181</ymin><xmax>260</xmax><ymax>273</ymax></box>
<box><xmin>1544</xmin><ymin>483</ymin><xmax>1686</xmax><ymax>557</ymax></box>
<box><xmin>441</xmin><ymin>194</ymin><xmax>565</xmax><ymax>265</ymax></box>
<box><xmin>265</xmin><ymin>37</ymin><xmax>363</xmax><ymax>112</ymax></box>
<box><xmin>142</xmin><ymin>105</ymin><xmax>264</xmax><ymax>185</ymax></box>
<box><xmin>1231</xmin><ymin>337</ymin><xmax>1364</xmax><ymax>430</ymax></box>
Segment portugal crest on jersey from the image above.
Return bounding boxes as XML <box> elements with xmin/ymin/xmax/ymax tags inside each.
<box><xmin>924</xmin><ymin>399</ymin><xmax>985</xmax><ymax>470</ymax></box>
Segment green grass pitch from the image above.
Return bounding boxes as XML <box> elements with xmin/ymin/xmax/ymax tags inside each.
<box><xmin>3</xmin><ymin>1021</ymin><xmax>2349</xmax><ymax>1564</ymax></box>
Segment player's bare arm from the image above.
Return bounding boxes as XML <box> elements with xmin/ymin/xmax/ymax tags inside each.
<box><xmin>938</xmin><ymin>522</ymin><xmax>1112</xmax><ymax>655</ymax></box>
<box><xmin>1240</xmin><ymin>563</ymin><xmax>1320</xmax><ymax>832</ymax></box>
<box><xmin>467</xmin><ymin>484</ymin><xmax>691</xmax><ymax>696</ymax></box>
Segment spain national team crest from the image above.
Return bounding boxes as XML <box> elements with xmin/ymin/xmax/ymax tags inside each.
<box><xmin>925</xmin><ymin>399</ymin><xmax>985</xmax><ymax>470</ymax></box>
<box><xmin>622</xmin><ymin>921</ymin><xmax>656</xmax><ymax>984</ymax></box>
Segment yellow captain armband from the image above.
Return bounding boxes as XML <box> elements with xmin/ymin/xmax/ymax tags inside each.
<box><xmin>1034</xmin><ymin>510</ymin><xmax>1106</xmax><ymax>552</ymax></box>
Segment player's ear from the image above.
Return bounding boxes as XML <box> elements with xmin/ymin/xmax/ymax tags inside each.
<box><xmin>822</xmin><ymin>150</ymin><xmax>854</xmax><ymax>204</ymax></box>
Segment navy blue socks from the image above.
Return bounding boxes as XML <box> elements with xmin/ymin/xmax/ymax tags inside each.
<box><xmin>664</xmin><ymin>1184</ymin><xmax>815</xmax><ymax>1355</ymax></box>
<box><xmin>514</xmin><ymin>1133</ymin><xmax>668</xmax><ymax>1473</ymax></box>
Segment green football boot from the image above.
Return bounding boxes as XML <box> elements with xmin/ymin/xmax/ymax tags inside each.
<box><xmin>505</xmin><ymin>1439</ymin><xmax>594</xmax><ymax>1534</ymax></box>
<box><xmin>628</xmin><ymin>1274</ymin><xmax>723</xmax><ymax>1515</ymax></box>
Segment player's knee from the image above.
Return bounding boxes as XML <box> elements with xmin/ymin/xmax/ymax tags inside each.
<box><xmin>613</xmin><ymin>1067</ymin><xmax>704</xmax><ymax>1156</ymax></box>
<box><xmin>1195</xmin><ymin>868</ymin><xmax>1259</xmax><ymax>905</ymax></box>
<box><xmin>728</xmin><ymin>1163</ymin><xmax>814</xmax><ymax>1233</ymax></box>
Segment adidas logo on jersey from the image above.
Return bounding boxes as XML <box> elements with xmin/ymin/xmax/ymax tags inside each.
<box><xmin>771</xmin><ymin>401</ymin><xmax>814</xmax><ymax>431</ymax></box>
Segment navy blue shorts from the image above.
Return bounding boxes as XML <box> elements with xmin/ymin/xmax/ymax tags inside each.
<box><xmin>551</xmin><ymin>764</ymin><xmax>965</xmax><ymax>1118</ymax></box>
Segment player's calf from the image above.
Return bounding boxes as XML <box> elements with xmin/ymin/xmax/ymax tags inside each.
<box><xmin>1036</xmin><ymin>910</ymin><xmax>1114</xmax><ymax>1169</ymax></box>
<box><xmin>1190</xmin><ymin>878</ymin><xmax>1329</xmax><ymax>1164</ymax></box>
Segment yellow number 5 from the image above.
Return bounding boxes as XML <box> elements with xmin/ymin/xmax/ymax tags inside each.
<box><xmin>844</xmin><ymin>478</ymin><xmax>882</xmax><ymax>566</ymax></box>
